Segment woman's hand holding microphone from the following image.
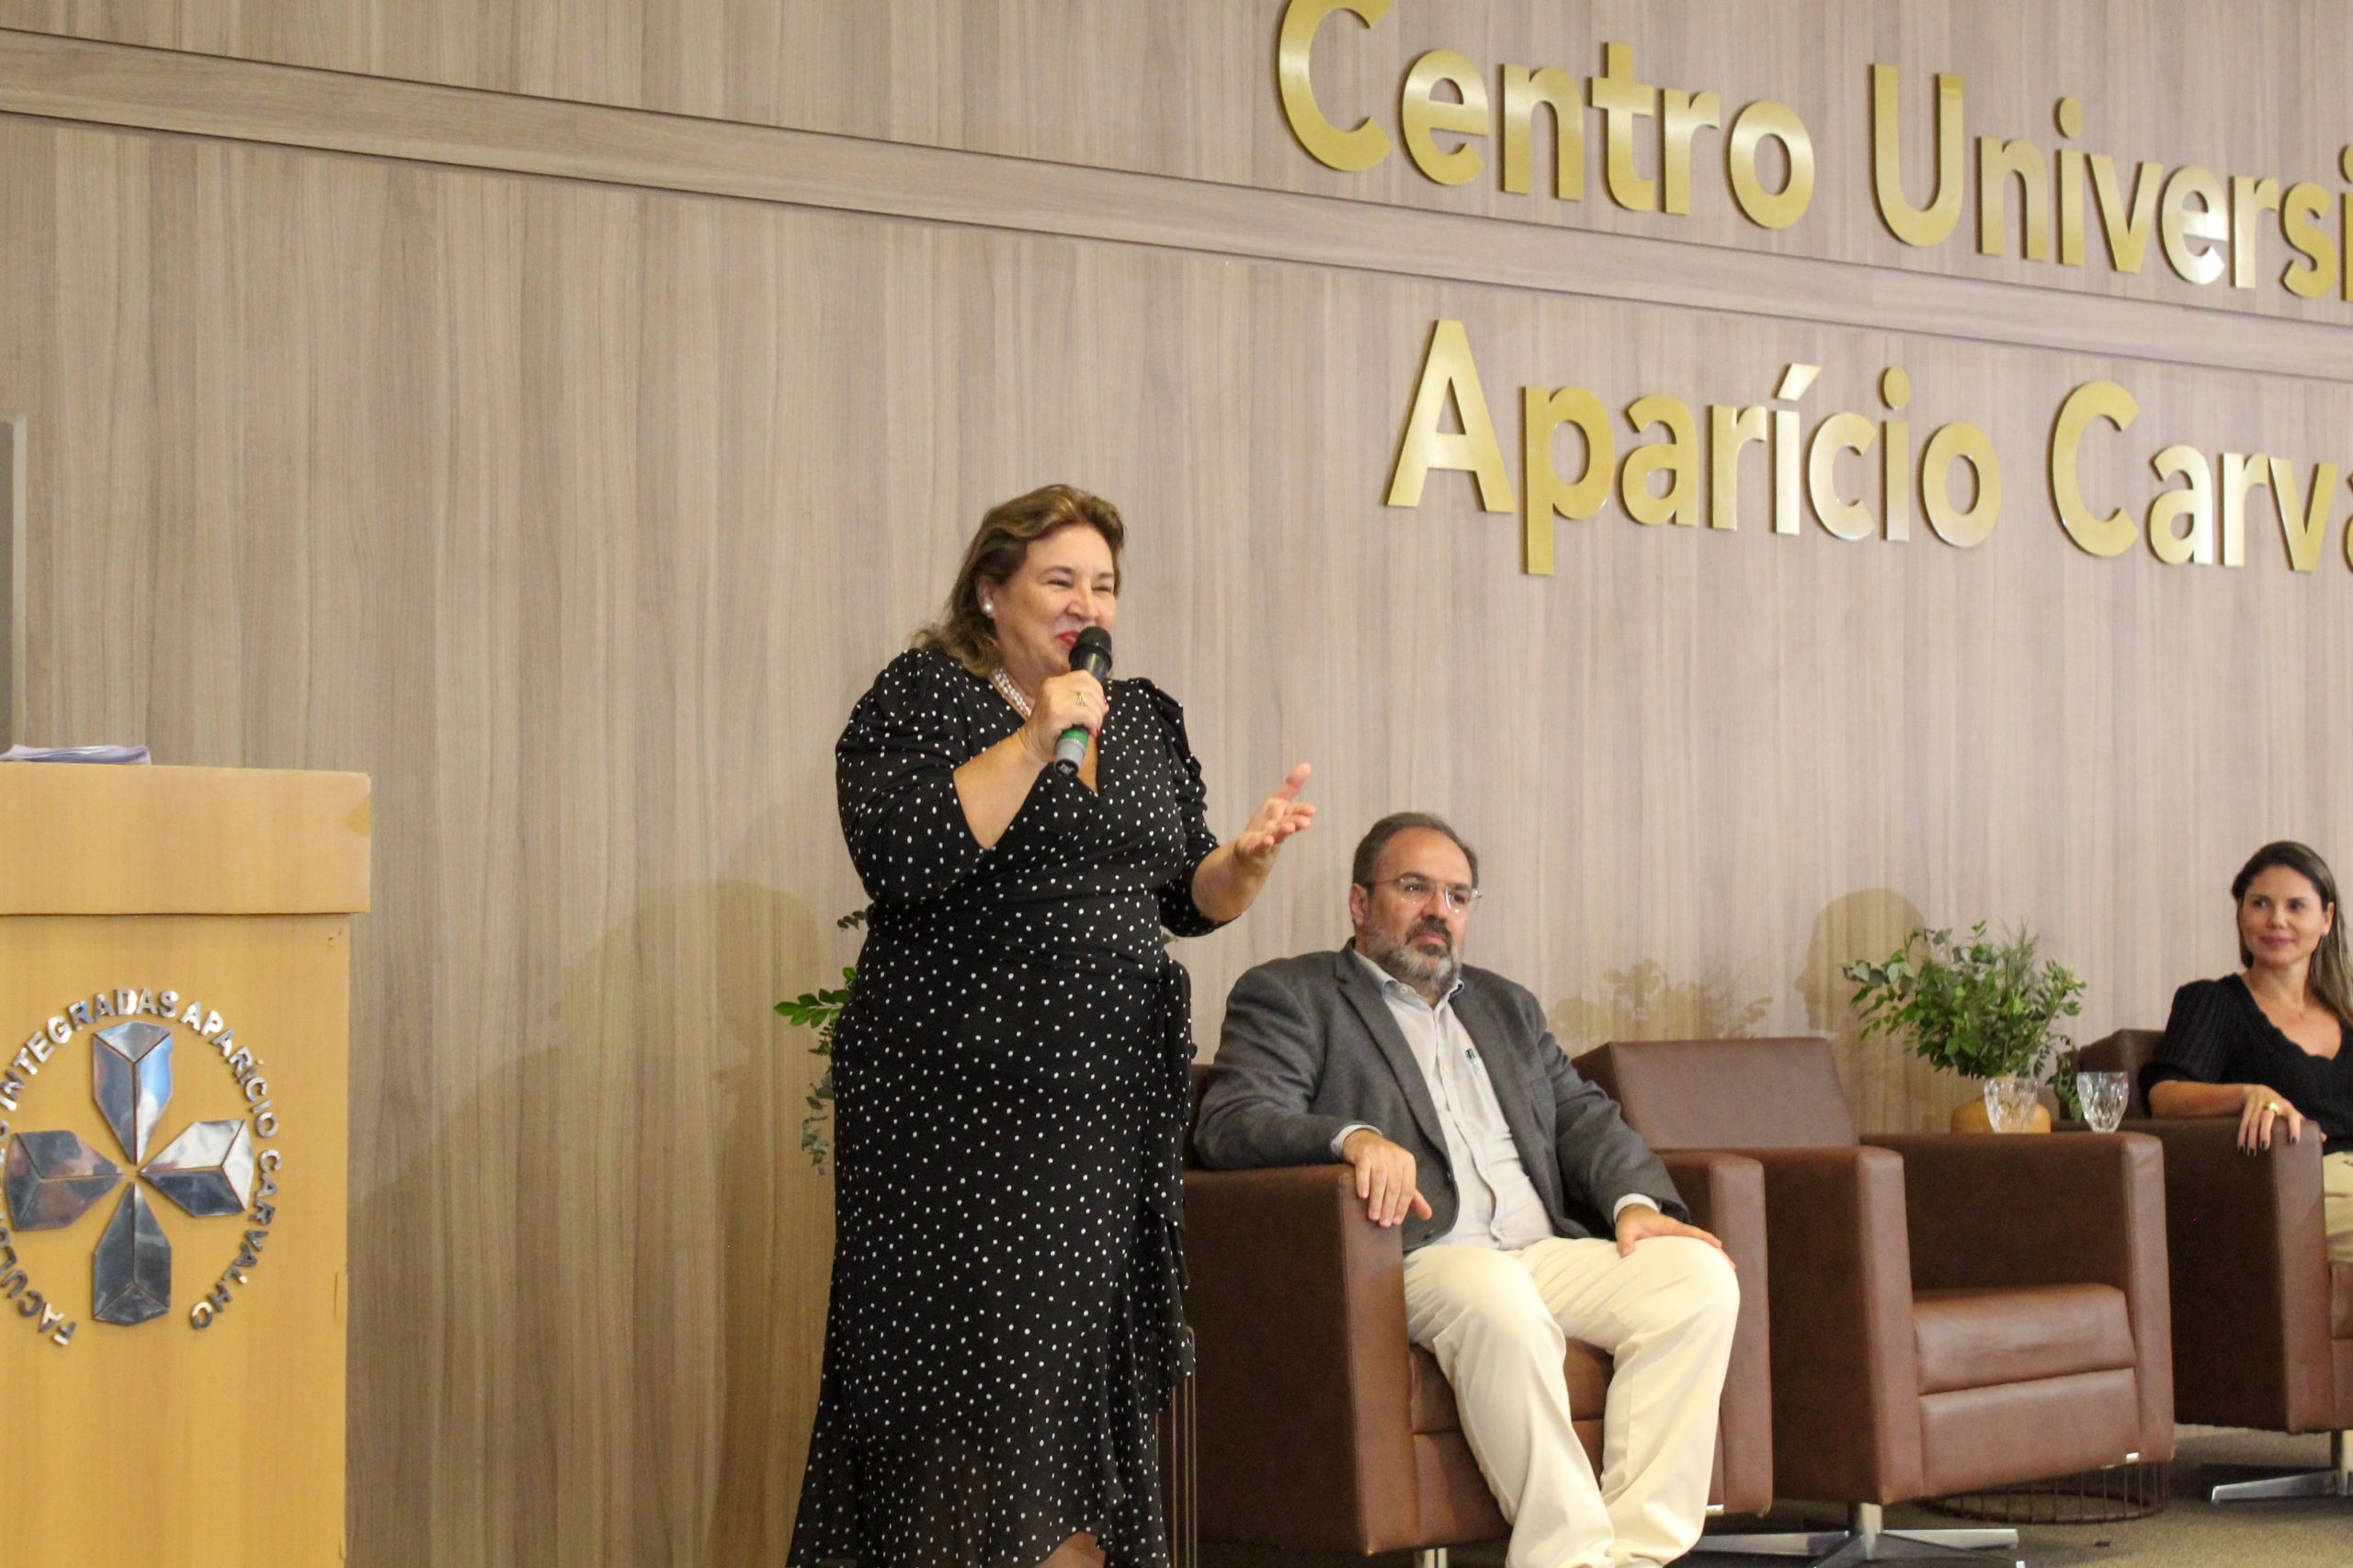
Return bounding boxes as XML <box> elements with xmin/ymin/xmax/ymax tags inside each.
<box><xmin>1017</xmin><ymin>671</ymin><xmax>1107</xmax><ymax>768</ymax></box>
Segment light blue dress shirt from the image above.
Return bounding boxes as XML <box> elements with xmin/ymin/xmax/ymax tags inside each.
<box><xmin>1336</xmin><ymin>948</ymin><xmax>1654</xmax><ymax>1246</ymax></box>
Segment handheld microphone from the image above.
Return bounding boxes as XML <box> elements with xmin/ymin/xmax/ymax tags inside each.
<box><xmin>1053</xmin><ymin>627</ymin><xmax>1114</xmax><ymax>775</ymax></box>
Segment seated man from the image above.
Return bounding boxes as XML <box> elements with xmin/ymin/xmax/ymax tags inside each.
<box><xmin>1192</xmin><ymin>812</ymin><xmax>1738</xmax><ymax>1568</ymax></box>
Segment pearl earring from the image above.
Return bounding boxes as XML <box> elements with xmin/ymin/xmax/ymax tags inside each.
<box><xmin>982</xmin><ymin>599</ymin><xmax>994</xmax><ymax>614</ymax></box>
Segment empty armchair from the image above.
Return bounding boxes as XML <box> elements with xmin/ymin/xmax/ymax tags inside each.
<box><xmin>2080</xmin><ymin>1028</ymin><xmax>2353</xmax><ymax>1501</ymax></box>
<box><xmin>1180</xmin><ymin>1147</ymin><xmax>1776</xmax><ymax>1560</ymax></box>
<box><xmin>1574</xmin><ymin>1037</ymin><xmax>2175</xmax><ymax>1564</ymax></box>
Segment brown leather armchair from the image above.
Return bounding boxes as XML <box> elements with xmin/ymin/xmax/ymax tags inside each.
<box><xmin>2079</xmin><ymin>1028</ymin><xmax>2353</xmax><ymax>1502</ymax></box>
<box><xmin>1181</xmin><ymin>1131</ymin><xmax>1775</xmax><ymax>1560</ymax></box>
<box><xmin>1574</xmin><ymin>1037</ymin><xmax>2175</xmax><ymax>1565</ymax></box>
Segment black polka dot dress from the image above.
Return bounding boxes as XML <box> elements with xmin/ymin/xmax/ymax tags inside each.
<box><xmin>790</xmin><ymin>648</ymin><xmax>1223</xmax><ymax>1568</ymax></box>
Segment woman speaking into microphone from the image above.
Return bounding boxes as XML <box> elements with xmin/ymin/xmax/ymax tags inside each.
<box><xmin>792</xmin><ymin>483</ymin><xmax>1313</xmax><ymax>1568</ymax></box>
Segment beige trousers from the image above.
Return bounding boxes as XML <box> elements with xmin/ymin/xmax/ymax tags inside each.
<box><xmin>2326</xmin><ymin>1151</ymin><xmax>2353</xmax><ymax>1264</ymax></box>
<box><xmin>1401</xmin><ymin>1236</ymin><xmax>1739</xmax><ymax>1568</ymax></box>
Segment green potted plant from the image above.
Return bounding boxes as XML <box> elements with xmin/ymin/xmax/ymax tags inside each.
<box><xmin>1840</xmin><ymin>922</ymin><xmax>2086</xmax><ymax>1132</ymax></box>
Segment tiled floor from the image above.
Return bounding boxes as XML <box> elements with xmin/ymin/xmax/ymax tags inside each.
<box><xmin>1200</xmin><ymin>1427</ymin><xmax>2347</xmax><ymax>1567</ymax></box>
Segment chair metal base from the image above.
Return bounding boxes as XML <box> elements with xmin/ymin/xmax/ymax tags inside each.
<box><xmin>1690</xmin><ymin>1504</ymin><xmax>2021</xmax><ymax>1566</ymax></box>
<box><xmin>2206</xmin><ymin>1429</ymin><xmax>2351</xmax><ymax>1504</ymax></box>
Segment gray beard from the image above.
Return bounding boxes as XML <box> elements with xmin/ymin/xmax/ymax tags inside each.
<box><xmin>1363</xmin><ymin>929</ymin><xmax>1461</xmax><ymax>995</ymax></box>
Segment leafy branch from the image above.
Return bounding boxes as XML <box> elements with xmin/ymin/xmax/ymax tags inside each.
<box><xmin>778</xmin><ymin>907</ymin><xmax>867</xmax><ymax>1170</ymax></box>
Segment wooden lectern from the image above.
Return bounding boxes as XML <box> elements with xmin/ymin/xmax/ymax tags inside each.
<box><xmin>0</xmin><ymin>766</ymin><xmax>369</xmax><ymax>1568</ymax></box>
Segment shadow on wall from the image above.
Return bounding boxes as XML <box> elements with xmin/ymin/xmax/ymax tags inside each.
<box><xmin>1795</xmin><ymin>887</ymin><xmax>1975</xmax><ymax>1134</ymax></box>
<box><xmin>708</xmin><ymin>818</ymin><xmax>839</xmax><ymax>1565</ymax></box>
<box><xmin>1551</xmin><ymin>960</ymin><xmax>1772</xmax><ymax>1053</ymax></box>
<box><xmin>347</xmin><ymin>809</ymin><xmax>834</xmax><ymax>1567</ymax></box>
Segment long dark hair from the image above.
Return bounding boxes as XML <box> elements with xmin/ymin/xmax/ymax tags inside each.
<box><xmin>2232</xmin><ymin>840</ymin><xmax>2353</xmax><ymax>1024</ymax></box>
<box><xmin>914</xmin><ymin>485</ymin><xmax>1126</xmax><ymax>676</ymax></box>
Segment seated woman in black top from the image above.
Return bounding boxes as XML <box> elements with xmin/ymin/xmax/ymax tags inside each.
<box><xmin>2144</xmin><ymin>840</ymin><xmax>2353</xmax><ymax>1263</ymax></box>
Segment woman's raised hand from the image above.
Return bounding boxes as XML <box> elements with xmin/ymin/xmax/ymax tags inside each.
<box><xmin>1233</xmin><ymin>763</ymin><xmax>1315</xmax><ymax>867</ymax></box>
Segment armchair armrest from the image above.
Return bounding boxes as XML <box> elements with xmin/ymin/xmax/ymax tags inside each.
<box><xmin>1868</xmin><ymin>1131</ymin><xmax>2174</xmax><ymax>1459</ymax></box>
<box><xmin>1657</xmin><ymin>1151</ymin><xmax>1773</xmax><ymax>1515</ymax></box>
<box><xmin>1182</xmin><ymin>1165</ymin><xmax>1415</xmax><ymax>1550</ymax></box>
<box><xmin>2117</xmin><ymin>1118</ymin><xmax>2335</xmax><ymax>1431</ymax></box>
<box><xmin>1721</xmin><ymin>1144</ymin><xmax>1923</xmax><ymax>1505</ymax></box>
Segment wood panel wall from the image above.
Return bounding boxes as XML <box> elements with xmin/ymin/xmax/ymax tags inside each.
<box><xmin>0</xmin><ymin>0</ymin><xmax>2344</xmax><ymax>325</ymax></box>
<box><xmin>1</xmin><ymin>6</ymin><xmax>2348</xmax><ymax>1563</ymax></box>
<box><xmin>2</xmin><ymin>414</ymin><xmax>20</xmax><ymax>744</ymax></box>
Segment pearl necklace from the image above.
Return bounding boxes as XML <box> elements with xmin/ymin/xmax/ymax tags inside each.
<box><xmin>988</xmin><ymin>667</ymin><xmax>1033</xmax><ymax>719</ymax></box>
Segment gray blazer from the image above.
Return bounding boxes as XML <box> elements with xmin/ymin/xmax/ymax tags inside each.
<box><xmin>1193</xmin><ymin>947</ymin><xmax>1686</xmax><ymax>1252</ymax></box>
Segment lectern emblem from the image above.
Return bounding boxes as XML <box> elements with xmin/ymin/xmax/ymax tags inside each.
<box><xmin>2</xmin><ymin>989</ymin><xmax>284</xmax><ymax>1343</ymax></box>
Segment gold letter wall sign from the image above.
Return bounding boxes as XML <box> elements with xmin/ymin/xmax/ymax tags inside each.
<box><xmin>1388</xmin><ymin>320</ymin><xmax>1516</xmax><ymax>515</ymax></box>
<box><xmin>1280</xmin><ymin>19</ymin><xmax>2353</xmax><ymax>576</ymax></box>
<box><xmin>2043</xmin><ymin>381</ymin><xmax>2349</xmax><ymax>571</ymax></box>
<box><xmin>1388</xmin><ymin>334</ymin><xmax>2353</xmax><ymax>578</ymax></box>
<box><xmin>1278</xmin><ymin>0</ymin><xmax>1395</xmax><ymax>173</ymax></box>
<box><xmin>1275</xmin><ymin>12</ymin><xmax>2353</xmax><ymax>304</ymax></box>
<box><xmin>1389</xmin><ymin>324</ymin><xmax>2020</xmax><ymax>570</ymax></box>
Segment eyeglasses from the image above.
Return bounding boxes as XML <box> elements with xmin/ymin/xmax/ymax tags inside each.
<box><xmin>1361</xmin><ymin>874</ymin><xmax>1483</xmax><ymax>913</ymax></box>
